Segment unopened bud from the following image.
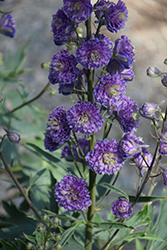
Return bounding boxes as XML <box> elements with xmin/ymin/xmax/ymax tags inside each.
<box><xmin>164</xmin><ymin>58</ymin><xmax>167</xmax><ymax>65</ymax></box>
<box><xmin>161</xmin><ymin>74</ymin><xmax>167</xmax><ymax>87</ymax></box>
<box><xmin>55</xmin><ymin>234</ymin><xmax>61</xmax><ymax>241</ymax></box>
<box><xmin>2</xmin><ymin>127</ymin><xmax>21</xmax><ymax>144</ymax></box>
<box><xmin>54</xmin><ymin>244</ymin><xmax>61</xmax><ymax>250</ymax></box>
<box><xmin>146</xmin><ymin>66</ymin><xmax>161</xmax><ymax>78</ymax></box>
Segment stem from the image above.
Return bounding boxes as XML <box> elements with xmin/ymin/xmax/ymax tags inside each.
<box><xmin>85</xmin><ymin>170</ymin><xmax>96</xmax><ymax>250</ymax></box>
<box><xmin>5</xmin><ymin>81</ymin><xmax>50</xmax><ymax>115</ymax></box>
<box><xmin>0</xmin><ymin>151</ymin><xmax>42</xmax><ymax>221</ymax></box>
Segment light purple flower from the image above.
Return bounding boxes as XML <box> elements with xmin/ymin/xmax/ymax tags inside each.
<box><xmin>107</xmin><ymin>35</ymin><xmax>135</xmax><ymax>75</ymax></box>
<box><xmin>48</xmin><ymin>50</ymin><xmax>79</xmax><ymax>85</ymax></box>
<box><xmin>76</xmin><ymin>38</ymin><xmax>112</xmax><ymax>70</ymax></box>
<box><xmin>67</xmin><ymin>101</ymin><xmax>103</xmax><ymax>135</ymax></box>
<box><xmin>139</xmin><ymin>101</ymin><xmax>164</xmax><ymax>120</ymax></box>
<box><xmin>63</xmin><ymin>0</ymin><xmax>93</xmax><ymax>23</ymax></box>
<box><xmin>116</xmin><ymin>96</ymin><xmax>140</xmax><ymax>133</ymax></box>
<box><xmin>106</xmin><ymin>0</ymin><xmax>128</xmax><ymax>33</ymax></box>
<box><xmin>111</xmin><ymin>198</ymin><xmax>132</xmax><ymax>219</ymax></box>
<box><xmin>94</xmin><ymin>73</ymin><xmax>127</xmax><ymax>108</ymax></box>
<box><xmin>0</xmin><ymin>14</ymin><xmax>16</xmax><ymax>38</ymax></box>
<box><xmin>85</xmin><ymin>139</ymin><xmax>124</xmax><ymax>175</ymax></box>
<box><xmin>55</xmin><ymin>174</ymin><xmax>91</xmax><ymax>211</ymax></box>
<box><xmin>44</xmin><ymin>107</ymin><xmax>71</xmax><ymax>152</ymax></box>
<box><xmin>51</xmin><ymin>8</ymin><xmax>76</xmax><ymax>46</ymax></box>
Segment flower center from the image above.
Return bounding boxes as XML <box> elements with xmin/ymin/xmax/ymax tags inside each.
<box><xmin>74</xmin><ymin>2</ymin><xmax>81</xmax><ymax>11</ymax></box>
<box><xmin>54</xmin><ymin>61</ymin><xmax>64</xmax><ymax>71</ymax></box>
<box><xmin>90</xmin><ymin>51</ymin><xmax>99</xmax><ymax>61</ymax></box>
<box><xmin>103</xmin><ymin>153</ymin><xmax>115</xmax><ymax>165</ymax></box>
<box><xmin>79</xmin><ymin>113</ymin><xmax>89</xmax><ymax>124</ymax></box>
<box><xmin>109</xmin><ymin>84</ymin><xmax>119</xmax><ymax>96</ymax></box>
<box><xmin>48</xmin><ymin>118</ymin><xmax>60</xmax><ymax>130</ymax></box>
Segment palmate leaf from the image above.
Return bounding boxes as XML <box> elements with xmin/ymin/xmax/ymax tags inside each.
<box><xmin>0</xmin><ymin>201</ymin><xmax>37</xmax><ymax>242</ymax></box>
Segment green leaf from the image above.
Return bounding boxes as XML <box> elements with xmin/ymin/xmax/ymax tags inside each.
<box><xmin>29</xmin><ymin>168</ymin><xmax>47</xmax><ymax>186</ymax></box>
<box><xmin>136</xmin><ymin>239</ymin><xmax>144</xmax><ymax>250</ymax></box>
<box><xmin>139</xmin><ymin>235</ymin><xmax>163</xmax><ymax>241</ymax></box>
<box><xmin>23</xmin><ymin>234</ymin><xmax>36</xmax><ymax>244</ymax></box>
<box><xmin>0</xmin><ymin>239</ymin><xmax>19</xmax><ymax>250</ymax></box>
<box><xmin>96</xmin><ymin>174</ymin><xmax>114</xmax><ymax>201</ymax></box>
<box><xmin>63</xmin><ymin>235</ymin><xmax>85</xmax><ymax>250</ymax></box>
<box><xmin>58</xmin><ymin>227</ymin><xmax>75</xmax><ymax>247</ymax></box>
<box><xmin>94</xmin><ymin>222</ymin><xmax>134</xmax><ymax>231</ymax></box>
<box><xmin>25</xmin><ymin>142</ymin><xmax>61</xmax><ymax>163</ymax></box>
<box><xmin>129</xmin><ymin>195</ymin><xmax>167</xmax><ymax>203</ymax></box>
<box><xmin>98</xmin><ymin>183</ymin><xmax>129</xmax><ymax>200</ymax></box>
<box><xmin>15</xmin><ymin>238</ymin><xmax>27</xmax><ymax>249</ymax></box>
<box><xmin>43</xmin><ymin>210</ymin><xmax>79</xmax><ymax>222</ymax></box>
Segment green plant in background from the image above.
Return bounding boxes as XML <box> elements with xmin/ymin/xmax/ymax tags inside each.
<box><xmin>1</xmin><ymin>1</ymin><xmax>167</xmax><ymax>250</ymax></box>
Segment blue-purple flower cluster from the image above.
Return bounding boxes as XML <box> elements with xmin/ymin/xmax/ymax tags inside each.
<box><xmin>111</xmin><ymin>198</ymin><xmax>132</xmax><ymax>219</ymax></box>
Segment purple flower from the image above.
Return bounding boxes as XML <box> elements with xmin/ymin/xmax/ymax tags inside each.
<box><xmin>116</xmin><ymin>96</ymin><xmax>140</xmax><ymax>133</ymax></box>
<box><xmin>120</xmin><ymin>67</ymin><xmax>134</xmax><ymax>81</ymax></box>
<box><xmin>76</xmin><ymin>38</ymin><xmax>112</xmax><ymax>70</ymax></box>
<box><xmin>94</xmin><ymin>0</ymin><xmax>112</xmax><ymax>25</ymax></box>
<box><xmin>61</xmin><ymin>137</ymin><xmax>90</xmax><ymax>162</ymax></box>
<box><xmin>0</xmin><ymin>14</ymin><xmax>16</xmax><ymax>38</ymax></box>
<box><xmin>159</xmin><ymin>141</ymin><xmax>167</xmax><ymax>156</ymax></box>
<box><xmin>85</xmin><ymin>139</ymin><xmax>124</xmax><ymax>175</ymax></box>
<box><xmin>48</xmin><ymin>50</ymin><xmax>79</xmax><ymax>85</ymax></box>
<box><xmin>106</xmin><ymin>0</ymin><xmax>128</xmax><ymax>33</ymax></box>
<box><xmin>163</xmin><ymin>172</ymin><xmax>167</xmax><ymax>186</ymax></box>
<box><xmin>44</xmin><ymin>107</ymin><xmax>71</xmax><ymax>151</ymax></box>
<box><xmin>55</xmin><ymin>174</ymin><xmax>91</xmax><ymax>211</ymax></box>
<box><xmin>3</xmin><ymin>127</ymin><xmax>20</xmax><ymax>144</ymax></box>
<box><xmin>94</xmin><ymin>73</ymin><xmax>127</xmax><ymax>108</ymax></box>
<box><xmin>139</xmin><ymin>101</ymin><xmax>165</xmax><ymax>120</ymax></box>
<box><xmin>63</xmin><ymin>0</ymin><xmax>93</xmax><ymax>23</ymax></box>
<box><xmin>146</xmin><ymin>66</ymin><xmax>161</xmax><ymax>78</ymax></box>
<box><xmin>119</xmin><ymin>133</ymin><xmax>146</xmax><ymax>160</ymax></box>
<box><xmin>161</xmin><ymin>74</ymin><xmax>167</xmax><ymax>88</ymax></box>
<box><xmin>132</xmin><ymin>148</ymin><xmax>152</xmax><ymax>176</ymax></box>
<box><xmin>51</xmin><ymin>8</ymin><xmax>76</xmax><ymax>46</ymax></box>
<box><xmin>44</xmin><ymin>134</ymin><xmax>61</xmax><ymax>152</ymax></box>
<box><xmin>107</xmin><ymin>35</ymin><xmax>135</xmax><ymax>75</ymax></box>
<box><xmin>111</xmin><ymin>198</ymin><xmax>132</xmax><ymax>219</ymax></box>
<box><xmin>67</xmin><ymin>101</ymin><xmax>103</xmax><ymax>135</ymax></box>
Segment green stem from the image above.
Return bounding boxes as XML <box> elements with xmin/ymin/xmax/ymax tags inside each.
<box><xmin>4</xmin><ymin>81</ymin><xmax>50</xmax><ymax>115</ymax></box>
<box><xmin>0</xmin><ymin>151</ymin><xmax>42</xmax><ymax>221</ymax></box>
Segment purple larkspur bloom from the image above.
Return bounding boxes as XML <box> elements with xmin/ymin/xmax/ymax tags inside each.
<box><xmin>55</xmin><ymin>174</ymin><xmax>91</xmax><ymax>211</ymax></box>
<box><xmin>111</xmin><ymin>198</ymin><xmax>132</xmax><ymax>219</ymax></box>
<box><xmin>51</xmin><ymin>8</ymin><xmax>76</xmax><ymax>46</ymax></box>
<box><xmin>119</xmin><ymin>133</ymin><xmax>146</xmax><ymax>160</ymax></box>
<box><xmin>44</xmin><ymin>107</ymin><xmax>71</xmax><ymax>151</ymax></box>
<box><xmin>106</xmin><ymin>0</ymin><xmax>128</xmax><ymax>33</ymax></box>
<box><xmin>120</xmin><ymin>67</ymin><xmax>134</xmax><ymax>81</ymax></box>
<box><xmin>132</xmin><ymin>148</ymin><xmax>152</xmax><ymax>176</ymax></box>
<box><xmin>94</xmin><ymin>0</ymin><xmax>112</xmax><ymax>25</ymax></box>
<box><xmin>159</xmin><ymin>141</ymin><xmax>167</xmax><ymax>156</ymax></box>
<box><xmin>107</xmin><ymin>35</ymin><xmax>135</xmax><ymax>75</ymax></box>
<box><xmin>48</xmin><ymin>50</ymin><xmax>79</xmax><ymax>85</ymax></box>
<box><xmin>44</xmin><ymin>134</ymin><xmax>60</xmax><ymax>152</ymax></box>
<box><xmin>116</xmin><ymin>96</ymin><xmax>140</xmax><ymax>133</ymax></box>
<box><xmin>3</xmin><ymin>127</ymin><xmax>21</xmax><ymax>144</ymax></box>
<box><xmin>85</xmin><ymin>139</ymin><xmax>124</xmax><ymax>175</ymax></box>
<box><xmin>61</xmin><ymin>137</ymin><xmax>89</xmax><ymax>162</ymax></box>
<box><xmin>76</xmin><ymin>38</ymin><xmax>112</xmax><ymax>70</ymax></box>
<box><xmin>139</xmin><ymin>101</ymin><xmax>165</xmax><ymax>120</ymax></box>
<box><xmin>94</xmin><ymin>73</ymin><xmax>127</xmax><ymax>108</ymax></box>
<box><xmin>0</xmin><ymin>14</ymin><xmax>16</xmax><ymax>38</ymax></box>
<box><xmin>63</xmin><ymin>0</ymin><xmax>93</xmax><ymax>23</ymax></box>
<box><xmin>67</xmin><ymin>101</ymin><xmax>103</xmax><ymax>135</ymax></box>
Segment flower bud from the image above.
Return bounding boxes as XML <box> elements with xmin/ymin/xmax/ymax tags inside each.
<box><xmin>2</xmin><ymin>127</ymin><xmax>21</xmax><ymax>144</ymax></box>
<box><xmin>161</xmin><ymin>74</ymin><xmax>167</xmax><ymax>87</ymax></box>
<box><xmin>111</xmin><ymin>197</ymin><xmax>132</xmax><ymax>219</ymax></box>
<box><xmin>146</xmin><ymin>66</ymin><xmax>161</xmax><ymax>78</ymax></box>
<box><xmin>0</xmin><ymin>14</ymin><xmax>16</xmax><ymax>38</ymax></box>
<box><xmin>163</xmin><ymin>172</ymin><xmax>167</xmax><ymax>186</ymax></box>
<box><xmin>54</xmin><ymin>244</ymin><xmax>61</xmax><ymax>250</ymax></box>
<box><xmin>139</xmin><ymin>101</ymin><xmax>165</xmax><ymax>119</ymax></box>
<box><xmin>55</xmin><ymin>234</ymin><xmax>61</xmax><ymax>241</ymax></box>
<box><xmin>164</xmin><ymin>58</ymin><xmax>167</xmax><ymax>65</ymax></box>
<box><xmin>120</xmin><ymin>68</ymin><xmax>134</xmax><ymax>81</ymax></box>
